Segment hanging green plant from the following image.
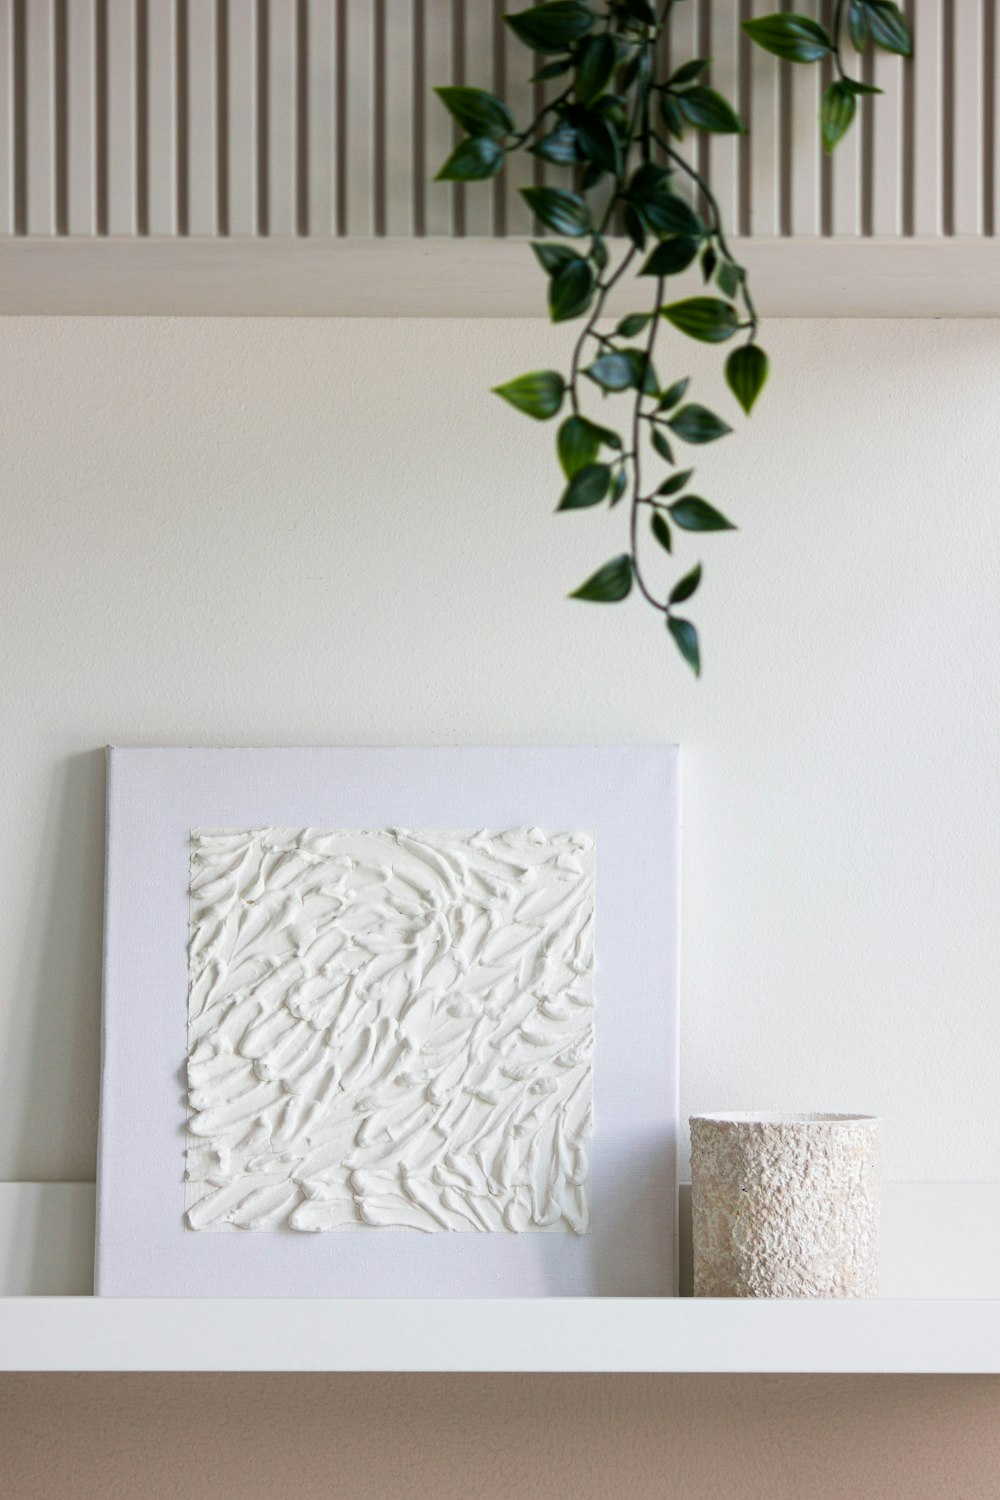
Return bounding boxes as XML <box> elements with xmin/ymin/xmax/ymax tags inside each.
<box><xmin>436</xmin><ymin>1</ymin><xmax>912</xmax><ymax>675</ymax></box>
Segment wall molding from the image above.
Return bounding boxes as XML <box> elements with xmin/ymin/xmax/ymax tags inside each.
<box><xmin>1</xmin><ymin>236</ymin><xmax>999</xmax><ymax>317</ymax></box>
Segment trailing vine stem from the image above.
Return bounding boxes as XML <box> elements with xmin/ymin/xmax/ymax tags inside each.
<box><xmin>434</xmin><ymin>0</ymin><xmax>912</xmax><ymax>674</ymax></box>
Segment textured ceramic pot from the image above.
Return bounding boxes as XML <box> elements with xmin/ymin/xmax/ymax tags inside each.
<box><xmin>690</xmin><ymin>1112</ymin><xmax>881</xmax><ymax>1298</ymax></box>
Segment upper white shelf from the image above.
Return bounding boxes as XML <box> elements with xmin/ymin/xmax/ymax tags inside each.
<box><xmin>3</xmin><ymin>1296</ymin><xmax>1000</xmax><ymax>1374</ymax></box>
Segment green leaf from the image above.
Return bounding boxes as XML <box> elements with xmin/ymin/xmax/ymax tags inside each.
<box><xmin>669</xmin><ymin>561</ymin><xmax>702</xmax><ymax>605</ymax></box>
<box><xmin>848</xmin><ymin>0</ymin><xmax>869</xmax><ymax>49</ymax></box>
<box><xmin>659</xmin><ymin>91</ymin><xmax>686</xmax><ymax>139</ymax></box>
<box><xmin>742</xmin><ymin>12</ymin><xmax>832</xmax><ymax>62</ymax></box>
<box><xmin>821</xmin><ymin>79</ymin><xmax>857</xmax><ymax>152</ymax></box>
<box><xmin>506</xmin><ymin>2</ymin><xmax>596</xmax><ymax>53</ymax></box>
<box><xmin>716</xmin><ymin>260</ymin><xmax>741</xmax><ymax>298</ymax></box>
<box><xmin>668</xmin><ymin>58</ymin><xmax>710</xmax><ymax>87</ymax></box>
<box><xmin>725</xmin><ymin>343</ymin><xmax>770</xmax><ymax>414</ymax></box>
<box><xmin>531</xmin><ymin>57</ymin><xmax>575</xmax><ymax>81</ymax></box>
<box><xmin>667</xmin><ymin>404</ymin><xmax>732</xmax><ymax>444</ymax></box>
<box><xmin>591</xmin><ymin>233</ymin><xmax>609</xmax><ymax>271</ymax></box>
<box><xmin>658</xmin><ymin>377</ymin><xmax>690</xmax><ymax>411</ymax></box>
<box><xmin>651</xmin><ymin>511</ymin><xmax>672</xmax><ymax>553</ymax></box>
<box><xmin>531</xmin><ymin>241</ymin><xmax>579</xmax><ymax>275</ymax></box>
<box><xmin>609</xmin><ymin>465</ymin><xmax>628</xmax><ymax>505</ymax></box>
<box><xmin>624</xmin><ymin>349</ymin><xmax>658</xmax><ymax>394</ymax></box>
<box><xmin>640</xmin><ymin>237</ymin><xmax>700</xmax><ymax>277</ymax></box>
<box><xmin>575</xmin><ymin>112</ymin><xmax>621</xmax><ymax>174</ymax></box>
<box><xmin>620</xmin><ymin>0</ymin><xmax>656</xmax><ymax>23</ymax></box>
<box><xmin>863</xmin><ymin>0</ymin><xmax>912</xmax><ymax>56</ymax></box>
<box><xmin>436</xmin><ymin>136</ymin><xmax>505</xmax><ymax>181</ymax></box>
<box><xmin>493</xmin><ymin>370</ymin><xmax>565</xmax><ymax>420</ymax></box>
<box><xmin>701</xmin><ymin>245</ymin><xmax>717</xmax><ymax>282</ymax></box>
<box><xmin>676</xmin><ymin>86</ymin><xmax>746</xmax><ymax>134</ymax></box>
<box><xmin>549</xmin><ymin>258</ymin><xmax>595</xmax><ymax>321</ymax></box>
<box><xmin>521</xmin><ymin>185</ymin><xmax>591</xmax><ymax>236</ymax></box>
<box><xmin>669</xmin><ymin>496</ymin><xmax>736</xmax><ymax>531</ymax></box>
<box><xmin>652</xmin><ymin>428</ymin><xmax>673</xmax><ymax>463</ymax></box>
<box><xmin>575</xmin><ymin>33</ymin><xmax>617</xmax><ymax>103</ymax></box>
<box><xmin>569</xmin><ymin>553</ymin><xmax>633</xmax><ymax>602</ymax></box>
<box><xmin>623</xmin><ymin>205</ymin><xmax>647</xmax><ymax>250</ymax></box>
<box><xmin>615</xmin><ymin>313</ymin><xmax>651</xmax><ymax>338</ymax></box>
<box><xmin>531</xmin><ymin>124</ymin><xmax>581</xmax><ymax>164</ymax></box>
<box><xmin>657</xmin><ymin>467</ymin><xmax>693</xmax><ymax>496</ymax></box>
<box><xmin>667</xmin><ymin>616</ymin><xmax>700</xmax><ymax>675</ymax></box>
<box><xmin>557</xmin><ymin>416</ymin><xmax>595</xmax><ymax>478</ymax></box>
<box><xmin>661</xmin><ymin>296</ymin><xmax>740</xmax><ymax>343</ymax></box>
<box><xmin>642</xmin><ymin>194</ymin><xmax>705</xmax><ymax>238</ymax></box>
<box><xmin>586</xmin><ymin>352</ymin><xmax>635</xmax><ymax>391</ymax></box>
<box><xmin>434</xmin><ymin>86</ymin><xmax>514</xmax><ymax>138</ymax></box>
<box><xmin>842</xmin><ymin>77</ymin><xmax>883</xmax><ymax>95</ymax></box>
<box><xmin>558</xmin><ymin>461</ymin><xmax>611</xmax><ymax>510</ymax></box>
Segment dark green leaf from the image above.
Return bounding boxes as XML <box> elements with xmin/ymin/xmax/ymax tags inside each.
<box><xmin>667</xmin><ymin>404</ymin><xmax>732</xmax><ymax>443</ymax></box>
<box><xmin>624</xmin><ymin>349</ymin><xmax>658</xmax><ymax>394</ymax></box>
<box><xmin>640</xmin><ymin>237</ymin><xmax>700</xmax><ymax>277</ymax></box>
<box><xmin>725</xmin><ymin>343</ymin><xmax>770</xmax><ymax>414</ymax></box>
<box><xmin>623</xmin><ymin>205</ymin><xmax>647</xmax><ymax>250</ymax></box>
<box><xmin>586</xmin><ymin>352</ymin><xmax>635</xmax><ymax>391</ymax></box>
<box><xmin>661</xmin><ymin>296</ymin><xmax>740</xmax><ymax>343</ymax></box>
<box><xmin>652</xmin><ymin>428</ymin><xmax>674</xmax><ymax>463</ymax></box>
<box><xmin>864</xmin><ymin>0</ymin><xmax>912</xmax><ymax>56</ymax></box>
<box><xmin>558</xmin><ymin>461</ymin><xmax>612</xmax><ymax>509</ymax></box>
<box><xmin>531</xmin><ymin>240</ymin><xmax>579</xmax><ymax>275</ymax></box>
<box><xmin>616</xmin><ymin>313</ymin><xmax>651</xmax><ymax>338</ymax></box>
<box><xmin>434</xmin><ymin>87</ymin><xmax>514</xmax><ymax>138</ymax></box>
<box><xmin>549</xmin><ymin>258</ymin><xmax>595</xmax><ymax>321</ymax></box>
<box><xmin>642</xmin><ymin>194</ymin><xmax>705</xmax><ymax>238</ymax></box>
<box><xmin>668</xmin><ymin>57</ymin><xmax>710</xmax><ymax>87</ymax></box>
<box><xmin>676</xmin><ymin>86</ymin><xmax>746</xmax><ymax>134</ymax></box>
<box><xmin>609</xmin><ymin>466</ymin><xmax>628</xmax><ymax>504</ymax></box>
<box><xmin>701</xmin><ymin>245</ymin><xmax>717</xmax><ymax>282</ymax></box>
<box><xmin>521</xmin><ymin>185</ymin><xmax>591</xmax><ymax>235</ymax></box>
<box><xmin>569</xmin><ymin>553</ymin><xmax>633</xmax><ymax>602</ymax></box>
<box><xmin>658</xmin><ymin>377</ymin><xmax>689</xmax><ymax>411</ymax></box>
<box><xmin>848</xmin><ymin>0</ymin><xmax>869</xmax><ymax>49</ymax></box>
<box><xmin>628</xmin><ymin>162</ymin><xmax>672</xmax><ymax>197</ymax></box>
<box><xmin>842</xmin><ymin>77</ymin><xmax>882</xmax><ymax>95</ymax></box>
<box><xmin>620</xmin><ymin>0</ymin><xmax>656</xmax><ymax>23</ymax></box>
<box><xmin>742</xmin><ymin>12</ymin><xmax>832</xmax><ymax>62</ymax></box>
<box><xmin>436</xmin><ymin>136</ymin><xmax>505</xmax><ymax>181</ymax></box>
<box><xmin>576</xmin><ymin>33</ymin><xmax>617</xmax><ymax>103</ymax></box>
<box><xmin>821</xmin><ymin>79</ymin><xmax>857</xmax><ymax>152</ymax></box>
<box><xmin>669</xmin><ymin>496</ymin><xmax>736</xmax><ymax>531</ymax></box>
<box><xmin>669</xmin><ymin>561</ymin><xmax>702</xmax><ymax>604</ymax></box>
<box><xmin>667</xmin><ymin>616</ymin><xmax>700</xmax><ymax>675</ymax></box>
<box><xmin>493</xmin><ymin>369</ymin><xmax>565</xmax><ymax>420</ymax></box>
<box><xmin>575</xmin><ymin>111</ymin><xmax>621</xmax><ymax>174</ymax></box>
<box><xmin>659</xmin><ymin>91</ymin><xmax>686</xmax><ymax>139</ymax></box>
<box><xmin>506</xmin><ymin>2</ymin><xmax>596</xmax><ymax>53</ymax></box>
<box><xmin>591</xmin><ymin>233</ymin><xmax>608</xmax><ymax>271</ymax></box>
<box><xmin>531</xmin><ymin>124</ymin><xmax>581</xmax><ymax>163</ymax></box>
<box><xmin>716</xmin><ymin>260</ymin><xmax>741</xmax><ymax>298</ymax></box>
<box><xmin>557</xmin><ymin>415</ymin><xmax>600</xmax><ymax>478</ymax></box>
<box><xmin>657</xmin><ymin>467</ymin><xmax>693</xmax><ymax>495</ymax></box>
<box><xmin>531</xmin><ymin>57</ymin><xmax>575</xmax><ymax>81</ymax></box>
<box><xmin>651</xmin><ymin>511</ymin><xmax>672</xmax><ymax>553</ymax></box>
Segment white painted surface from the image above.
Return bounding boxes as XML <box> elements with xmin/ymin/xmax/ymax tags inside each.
<box><xmin>1</xmin><ymin>315</ymin><xmax>999</xmax><ymax>1196</ymax></box>
<box><xmin>7</xmin><ymin>1183</ymin><xmax>1000</xmax><ymax>1303</ymax></box>
<box><xmin>4</xmin><ymin>1291</ymin><xmax>1000</xmax><ymax>1372</ymax></box>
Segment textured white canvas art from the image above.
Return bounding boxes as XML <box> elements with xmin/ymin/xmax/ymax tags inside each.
<box><xmin>187</xmin><ymin>826</ymin><xmax>595</xmax><ymax>1235</ymax></box>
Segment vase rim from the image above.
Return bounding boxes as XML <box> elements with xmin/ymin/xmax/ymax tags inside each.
<box><xmin>690</xmin><ymin>1111</ymin><xmax>880</xmax><ymax>1126</ymax></box>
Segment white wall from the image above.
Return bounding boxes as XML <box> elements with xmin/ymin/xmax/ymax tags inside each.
<box><xmin>2</xmin><ymin>315</ymin><xmax>998</xmax><ymax>1185</ymax></box>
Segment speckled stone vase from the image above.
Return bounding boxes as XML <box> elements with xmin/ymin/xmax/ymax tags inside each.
<box><xmin>690</xmin><ymin>1113</ymin><xmax>881</xmax><ymax>1298</ymax></box>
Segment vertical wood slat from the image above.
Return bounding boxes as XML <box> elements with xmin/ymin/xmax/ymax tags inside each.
<box><xmin>224</xmin><ymin>0</ymin><xmax>257</xmax><ymax>235</ymax></box>
<box><xmin>382</xmin><ymin>0</ymin><xmax>412</xmax><ymax>236</ymax></box>
<box><xmin>422</xmin><ymin>0</ymin><xmax>451</xmax><ymax>235</ymax></box>
<box><xmin>105</xmin><ymin>0</ymin><xmax>136</xmax><ymax>234</ymax></box>
<box><xmin>747</xmin><ymin>0</ymin><xmax>782</xmax><ymax>234</ymax></box>
<box><xmin>787</xmin><ymin>0</ymin><xmax>822</xmax><ymax>236</ymax></box>
<box><xmin>183</xmin><ymin>0</ymin><xmax>217</xmax><ymax>234</ymax></box>
<box><xmin>0</xmin><ymin>0</ymin><xmax>16</xmax><ymax>233</ymax></box>
<box><xmin>265</xmin><ymin>0</ymin><xmax>297</xmax><ymax>233</ymax></box>
<box><xmin>499</xmin><ymin>0</ymin><xmax>530</xmax><ymax>236</ymax></box>
<box><xmin>305</xmin><ymin>0</ymin><xmax>333</xmax><ymax>234</ymax></box>
<box><xmin>144</xmin><ymin>0</ymin><xmax>177</xmax><ymax>233</ymax></box>
<box><xmin>951</xmin><ymin>0</ymin><xmax>984</xmax><ymax>234</ymax></box>
<box><xmin>24</xmin><ymin>0</ymin><xmax>55</xmax><ymax>233</ymax></box>
<box><xmin>667</xmin><ymin>0</ymin><xmax>700</xmax><ymax>213</ymax></box>
<box><xmin>459</xmin><ymin>0</ymin><xmax>493</xmax><ymax>235</ymax></box>
<box><xmin>65</xmin><ymin>0</ymin><xmax>97</xmax><ymax>234</ymax></box>
<box><xmin>870</xmin><ymin>40</ymin><xmax>906</xmax><ymax>236</ymax></box>
<box><xmin>706</xmin><ymin>0</ymin><xmax>743</xmax><ymax>234</ymax></box>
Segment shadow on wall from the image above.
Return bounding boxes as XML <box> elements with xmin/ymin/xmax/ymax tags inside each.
<box><xmin>5</xmin><ymin>751</ymin><xmax>106</xmax><ymax>1183</ymax></box>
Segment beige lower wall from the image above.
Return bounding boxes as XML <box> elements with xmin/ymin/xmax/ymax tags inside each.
<box><xmin>1</xmin><ymin>1373</ymin><xmax>998</xmax><ymax>1500</ymax></box>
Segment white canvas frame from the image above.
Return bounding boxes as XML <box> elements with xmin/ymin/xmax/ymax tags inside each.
<box><xmin>97</xmin><ymin>746</ymin><xmax>680</xmax><ymax>1297</ymax></box>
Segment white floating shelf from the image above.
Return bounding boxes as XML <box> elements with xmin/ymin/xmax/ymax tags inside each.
<box><xmin>2</xmin><ymin>1297</ymin><xmax>999</xmax><ymax>1374</ymax></box>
